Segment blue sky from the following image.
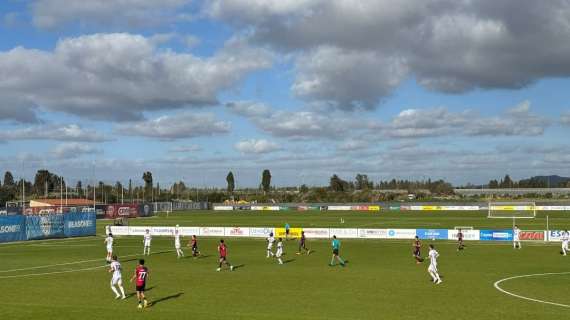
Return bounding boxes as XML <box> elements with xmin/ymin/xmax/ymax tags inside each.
<box><xmin>0</xmin><ymin>0</ymin><xmax>569</xmax><ymax>188</ymax></box>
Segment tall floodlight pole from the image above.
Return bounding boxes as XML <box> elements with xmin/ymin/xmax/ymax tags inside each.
<box><xmin>60</xmin><ymin>176</ymin><xmax>63</xmax><ymax>208</ymax></box>
<box><xmin>92</xmin><ymin>161</ymin><xmax>96</xmax><ymax>210</ymax></box>
<box><xmin>21</xmin><ymin>160</ymin><xmax>25</xmax><ymax>212</ymax></box>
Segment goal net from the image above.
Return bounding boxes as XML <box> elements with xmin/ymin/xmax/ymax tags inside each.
<box><xmin>488</xmin><ymin>202</ymin><xmax>536</xmax><ymax>219</ymax></box>
<box><xmin>153</xmin><ymin>202</ymin><xmax>173</xmax><ymax>215</ymax></box>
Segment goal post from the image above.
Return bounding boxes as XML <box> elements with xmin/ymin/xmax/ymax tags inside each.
<box><xmin>153</xmin><ymin>202</ymin><xmax>173</xmax><ymax>217</ymax></box>
<box><xmin>488</xmin><ymin>202</ymin><xmax>536</xmax><ymax>219</ymax></box>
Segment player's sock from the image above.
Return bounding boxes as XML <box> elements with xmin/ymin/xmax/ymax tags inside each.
<box><xmin>111</xmin><ymin>286</ymin><xmax>120</xmax><ymax>297</ymax></box>
<box><xmin>330</xmin><ymin>257</ymin><xmax>335</xmax><ymax>266</ymax></box>
<box><xmin>278</xmin><ymin>258</ymin><xmax>283</xmax><ymax>264</ymax></box>
<box><xmin>119</xmin><ymin>286</ymin><xmax>126</xmax><ymax>298</ymax></box>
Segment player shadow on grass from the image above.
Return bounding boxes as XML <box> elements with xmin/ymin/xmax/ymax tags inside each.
<box><xmin>185</xmin><ymin>254</ymin><xmax>211</xmax><ymax>259</ymax></box>
<box><xmin>283</xmin><ymin>258</ymin><xmax>296</xmax><ymax>264</ymax></box>
<box><xmin>232</xmin><ymin>264</ymin><xmax>245</xmax><ymax>270</ymax></box>
<box><xmin>126</xmin><ymin>286</ymin><xmax>156</xmax><ymax>299</ymax></box>
<box><xmin>151</xmin><ymin>292</ymin><xmax>184</xmax><ymax>306</ymax></box>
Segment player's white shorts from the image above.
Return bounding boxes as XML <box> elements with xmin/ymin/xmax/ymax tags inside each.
<box><xmin>106</xmin><ymin>246</ymin><xmax>113</xmax><ymax>254</ymax></box>
<box><xmin>175</xmin><ymin>242</ymin><xmax>181</xmax><ymax>249</ymax></box>
<box><xmin>513</xmin><ymin>236</ymin><xmax>520</xmax><ymax>242</ymax></box>
<box><xmin>428</xmin><ymin>264</ymin><xmax>438</xmax><ymax>273</ymax></box>
<box><xmin>276</xmin><ymin>249</ymin><xmax>283</xmax><ymax>258</ymax></box>
<box><xmin>267</xmin><ymin>244</ymin><xmax>273</xmax><ymax>250</ymax></box>
<box><xmin>144</xmin><ymin>241</ymin><xmax>151</xmax><ymax>247</ymax></box>
<box><xmin>111</xmin><ymin>275</ymin><xmax>122</xmax><ymax>286</ymax></box>
<box><xmin>562</xmin><ymin>240</ymin><xmax>569</xmax><ymax>249</ymax></box>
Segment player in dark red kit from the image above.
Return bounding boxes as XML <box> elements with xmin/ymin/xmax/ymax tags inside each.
<box><xmin>217</xmin><ymin>239</ymin><xmax>234</xmax><ymax>272</ymax></box>
<box><xmin>412</xmin><ymin>236</ymin><xmax>423</xmax><ymax>263</ymax></box>
<box><xmin>130</xmin><ymin>259</ymin><xmax>149</xmax><ymax>309</ymax></box>
<box><xmin>189</xmin><ymin>235</ymin><xmax>201</xmax><ymax>258</ymax></box>
<box><xmin>457</xmin><ymin>229</ymin><xmax>465</xmax><ymax>251</ymax></box>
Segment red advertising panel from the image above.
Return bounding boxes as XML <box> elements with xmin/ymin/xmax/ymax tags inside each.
<box><xmin>105</xmin><ymin>204</ymin><xmax>140</xmax><ymax>219</ymax></box>
<box><xmin>519</xmin><ymin>231</ymin><xmax>545</xmax><ymax>241</ymax></box>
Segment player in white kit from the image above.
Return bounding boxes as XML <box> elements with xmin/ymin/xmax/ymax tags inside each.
<box><xmin>561</xmin><ymin>230</ymin><xmax>569</xmax><ymax>256</ymax></box>
<box><xmin>143</xmin><ymin>229</ymin><xmax>152</xmax><ymax>256</ymax></box>
<box><xmin>266</xmin><ymin>233</ymin><xmax>275</xmax><ymax>258</ymax></box>
<box><xmin>105</xmin><ymin>233</ymin><xmax>114</xmax><ymax>263</ymax></box>
<box><xmin>108</xmin><ymin>255</ymin><xmax>126</xmax><ymax>299</ymax></box>
<box><xmin>174</xmin><ymin>229</ymin><xmax>184</xmax><ymax>258</ymax></box>
<box><xmin>427</xmin><ymin>244</ymin><xmax>442</xmax><ymax>284</ymax></box>
<box><xmin>276</xmin><ymin>238</ymin><xmax>284</xmax><ymax>264</ymax></box>
<box><xmin>513</xmin><ymin>225</ymin><xmax>521</xmax><ymax>249</ymax></box>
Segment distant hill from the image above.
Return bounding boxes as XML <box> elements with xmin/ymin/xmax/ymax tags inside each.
<box><xmin>519</xmin><ymin>175</ymin><xmax>570</xmax><ymax>188</ymax></box>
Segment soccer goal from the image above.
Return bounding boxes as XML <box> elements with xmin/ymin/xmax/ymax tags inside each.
<box><xmin>488</xmin><ymin>202</ymin><xmax>536</xmax><ymax>219</ymax></box>
<box><xmin>153</xmin><ymin>202</ymin><xmax>173</xmax><ymax>216</ymax></box>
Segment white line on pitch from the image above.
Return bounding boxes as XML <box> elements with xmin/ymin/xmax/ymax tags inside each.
<box><xmin>494</xmin><ymin>272</ymin><xmax>570</xmax><ymax>308</ymax></box>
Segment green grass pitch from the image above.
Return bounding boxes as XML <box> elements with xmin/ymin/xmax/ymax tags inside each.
<box><xmin>1</xmin><ymin>210</ymin><xmax>569</xmax><ymax>319</ymax></box>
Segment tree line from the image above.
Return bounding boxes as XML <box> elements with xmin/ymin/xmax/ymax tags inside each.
<box><xmin>487</xmin><ymin>174</ymin><xmax>570</xmax><ymax>189</ymax></box>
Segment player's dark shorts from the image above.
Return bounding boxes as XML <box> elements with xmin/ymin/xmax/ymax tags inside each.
<box><xmin>333</xmin><ymin>249</ymin><xmax>339</xmax><ymax>255</ymax></box>
<box><xmin>136</xmin><ymin>284</ymin><xmax>146</xmax><ymax>292</ymax></box>
<box><xmin>414</xmin><ymin>249</ymin><xmax>420</xmax><ymax>256</ymax></box>
<box><xmin>299</xmin><ymin>240</ymin><xmax>306</xmax><ymax>247</ymax></box>
<box><xmin>192</xmin><ymin>245</ymin><xmax>198</xmax><ymax>252</ymax></box>
<box><xmin>219</xmin><ymin>256</ymin><xmax>226</xmax><ymax>262</ymax></box>
<box><xmin>286</xmin><ymin>229</ymin><xmax>290</xmax><ymax>235</ymax></box>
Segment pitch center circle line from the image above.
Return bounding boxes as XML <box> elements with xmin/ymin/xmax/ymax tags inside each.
<box><xmin>494</xmin><ymin>272</ymin><xmax>570</xmax><ymax>308</ymax></box>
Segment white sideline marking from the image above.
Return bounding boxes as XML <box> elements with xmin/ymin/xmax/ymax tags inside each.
<box><xmin>0</xmin><ymin>251</ymin><xmax>146</xmax><ymax>274</ymax></box>
<box><xmin>494</xmin><ymin>272</ymin><xmax>570</xmax><ymax>308</ymax></box>
<box><xmin>0</xmin><ymin>265</ymin><xmax>106</xmax><ymax>279</ymax></box>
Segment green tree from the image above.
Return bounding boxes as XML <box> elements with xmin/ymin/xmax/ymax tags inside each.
<box><xmin>330</xmin><ymin>174</ymin><xmax>348</xmax><ymax>192</ymax></box>
<box><xmin>355</xmin><ymin>174</ymin><xmax>371</xmax><ymax>190</ymax></box>
<box><xmin>76</xmin><ymin>180</ymin><xmax>83</xmax><ymax>197</ymax></box>
<box><xmin>33</xmin><ymin>169</ymin><xmax>52</xmax><ymax>196</ymax></box>
<box><xmin>226</xmin><ymin>171</ymin><xmax>235</xmax><ymax>193</ymax></box>
<box><xmin>3</xmin><ymin>171</ymin><xmax>15</xmax><ymax>187</ymax></box>
<box><xmin>128</xmin><ymin>179</ymin><xmax>133</xmax><ymax>202</ymax></box>
<box><xmin>261</xmin><ymin>169</ymin><xmax>271</xmax><ymax>193</ymax></box>
<box><xmin>142</xmin><ymin>171</ymin><xmax>153</xmax><ymax>199</ymax></box>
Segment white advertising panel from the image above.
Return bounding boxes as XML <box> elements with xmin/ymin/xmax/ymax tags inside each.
<box><xmin>548</xmin><ymin>230</ymin><xmax>569</xmax><ymax>242</ymax></box>
<box><xmin>249</xmin><ymin>227</ymin><xmax>275</xmax><ymax>238</ymax></box>
<box><xmin>213</xmin><ymin>206</ymin><xmax>234</xmax><ymax>211</ymax></box>
<box><xmin>303</xmin><ymin>228</ymin><xmax>330</xmax><ymax>239</ymax></box>
<box><xmin>179</xmin><ymin>227</ymin><xmax>200</xmax><ymax>236</ymax></box>
<box><xmin>448</xmin><ymin>229</ymin><xmax>480</xmax><ymax>241</ymax></box>
<box><xmin>358</xmin><ymin>229</ymin><xmax>388</xmax><ymax>239</ymax></box>
<box><xmin>129</xmin><ymin>226</ymin><xmax>151</xmax><ymax>236</ymax></box>
<box><xmin>199</xmin><ymin>227</ymin><xmax>225</xmax><ymax>237</ymax></box>
<box><xmin>328</xmin><ymin>206</ymin><xmax>352</xmax><ymax>211</ymax></box>
<box><xmin>386</xmin><ymin>229</ymin><xmax>417</xmax><ymax>239</ymax></box>
<box><xmin>224</xmin><ymin>227</ymin><xmax>251</xmax><ymax>237</ymax></box>
<box><xmin>329</xmin><ymin>228</ymin><xmax>358</xmax><ymax>238</ymax></box>
<box><xmin>150</xmin><ymin>226</ymin><xmax>175</xmax><ymax>236</ymax></box>
<box><xmin>109</xmin><ymin>226</ymin><xmax>129</xmax><ymax>235</ymax></box>
<box><xmin>537</xmin><ymin>206</ymin><xmax>570</xmax><ymax>211</ymax></box>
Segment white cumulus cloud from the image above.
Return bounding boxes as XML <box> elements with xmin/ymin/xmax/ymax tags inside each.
<box><xmin>234</xmin><ymin>139</ymin><xmax>280</xmax><ymax>154</ymax></box>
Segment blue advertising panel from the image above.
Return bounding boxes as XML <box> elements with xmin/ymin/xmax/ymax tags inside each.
<box><xmin>416</xmin><ymin>229</ymin><xmax>448</xmax><ymax>240</ymax></box>
<box><xmin>480</xmin><ymin>229</ymin><xmax>513</xmax><ymax>241</ymax></box>
<box><xmin>64</xmin><ymin>212</ymin><xmax>96</xmax><ymax>237</ymax></box>
<box><xmin>25</xmin><ymin>214</ymin><xmax>65</xmax><ymax>240</ymax></box>
<box><xmin>0</xmin><ymin>215</ymin><xmax>26</xmax><ymax>243</ymax></box>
